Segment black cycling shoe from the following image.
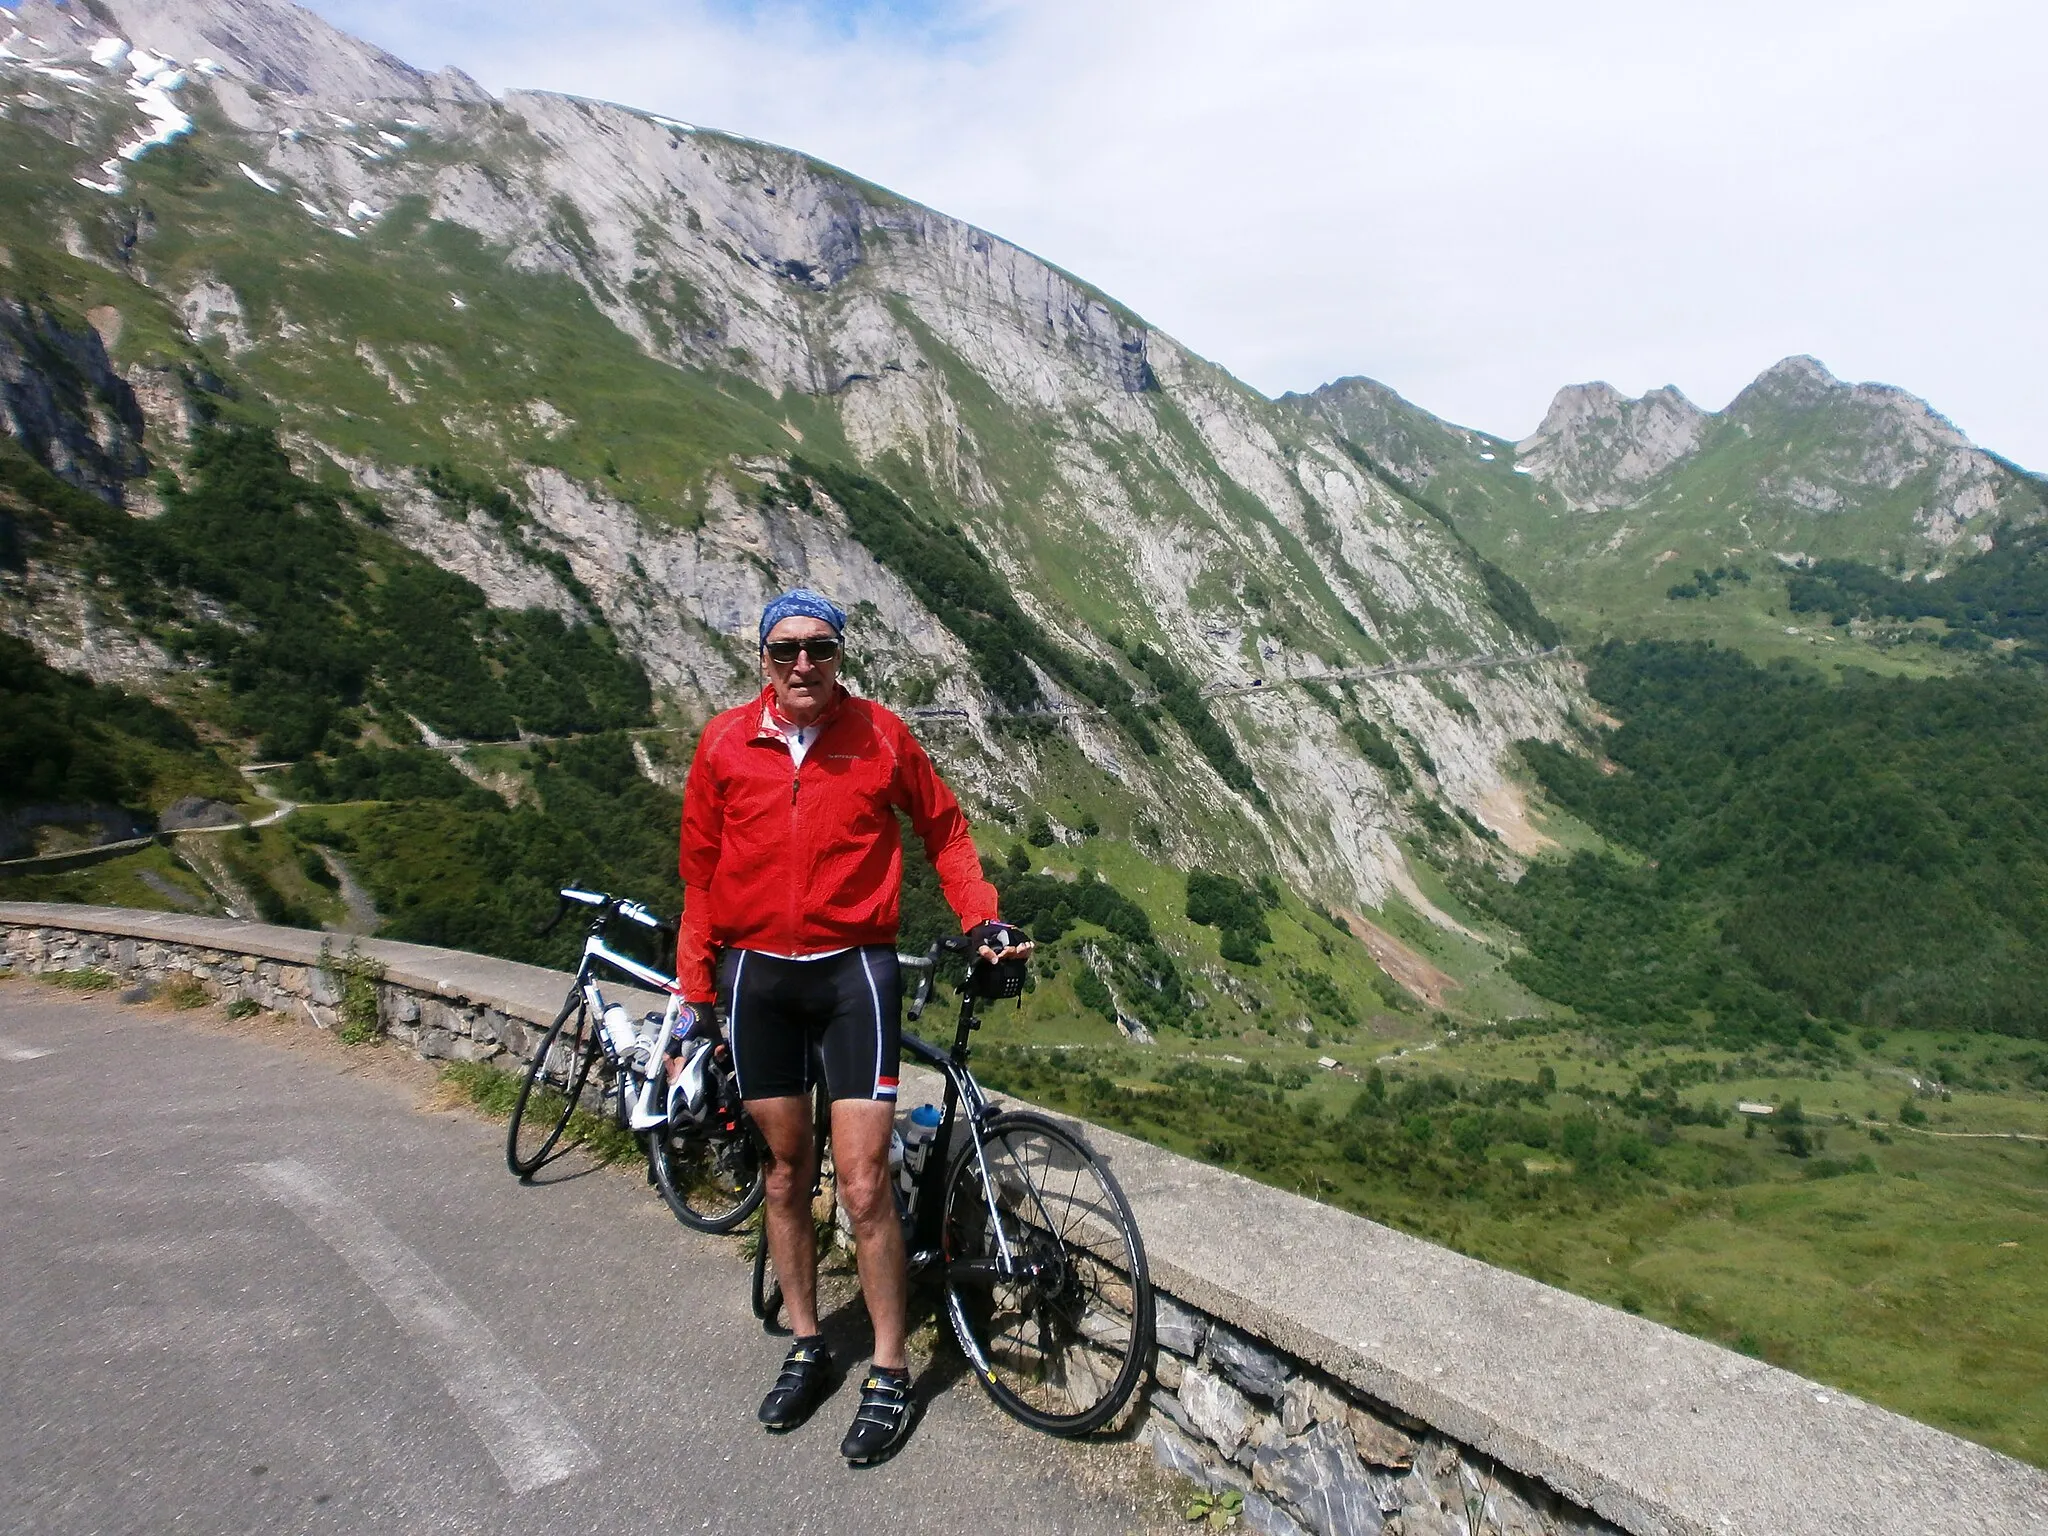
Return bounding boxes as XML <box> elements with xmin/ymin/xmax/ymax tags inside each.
<box><xmin>757</xmin><ymin>1340</ymin><xmax>835</xmax><ymax>1431</ymax></box>
<box><xmin>839</xmin><ymin>1370</ymin><xmax>916</xmax><ymax>1465</ymax></box>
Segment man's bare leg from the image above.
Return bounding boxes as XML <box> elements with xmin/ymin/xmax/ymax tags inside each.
<box><xmin>746</xmin><ymin>1094</ymin><xmax>820</xmax><ymax>1338</ymax></box>
<box><xmin>830</xmin><ymin>1098</ymin><xmax>907</xmax><ymax>1370</ymax></box>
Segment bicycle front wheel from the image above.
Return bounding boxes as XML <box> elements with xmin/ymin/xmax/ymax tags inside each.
<box><xmin>506</xmin><ymin>990</ymin><xmax>602</xmax><ymax>1178</ymax></box>
<box><xmin>648</xmin><ymin>1119</ymin><xmax>765</xmax><ymax>1233</ymax></box>
<box><xmin>941</xmin><ymin>1111</ymin><xmax>1154</xmax><ymax>1436</ymax></box>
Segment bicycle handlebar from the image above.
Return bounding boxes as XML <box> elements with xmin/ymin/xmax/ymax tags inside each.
<box><xmin>537</xmin><ymin>886</ymin><xmax>669</xmax><ymax>939</ymax></box>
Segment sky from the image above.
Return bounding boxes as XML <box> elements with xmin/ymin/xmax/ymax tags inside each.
<box><xmin>302</xmin><ymin>0</ymin><xmax>2046</xmax><ymax>466</ymax></box>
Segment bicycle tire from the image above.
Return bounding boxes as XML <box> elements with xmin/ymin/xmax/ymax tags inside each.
<box><xmin>506</xmin><ymin>990</ymin><xmax>602</xmax><ymax>1178</ymax></box>
<box><xmin>751</xmin><ymin>1226</ymin><xmax>785</xmax><ymax>1328</ymax></box>
<box><xmin>941</xmin><ymin>1110</ymin><xmax>1154</xmax><ymax>1436</ymax></box>
<box><xmin>647</xmin><ymin>1119</ymin><xmax>766</xmax><ymax>1233</ymax></box>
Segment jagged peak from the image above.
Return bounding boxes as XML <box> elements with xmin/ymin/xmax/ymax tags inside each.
<box><xmin>1287</xmin><ymin>374</ymin><xmax>1407</xmax><ymax>407</ymax></box>
<box><xmin>1509</xmin><ymin>380</ymin><xmax>1708</xmax><ymax>511</ymax></box>
<box><xmin>1728</xmin><ymin>354</ymin><xmax>1843</xmax><ymax>415</ymax></box>
<box><xmin>1518</xmin><ymin>380</ymin><xmax>1704</xmax><ymax>450</ymax></box>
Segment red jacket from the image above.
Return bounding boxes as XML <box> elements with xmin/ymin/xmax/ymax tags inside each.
<box><xmin>676</xmin><ymin>686</ymin><xmax>999</xmax><ymax>1001</ymax></box>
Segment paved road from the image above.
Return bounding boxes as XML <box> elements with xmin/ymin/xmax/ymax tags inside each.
<box><xmin>0</xmin><ymin>987</ymin><xmax>1169</xmax><ymax>1535</ymax></box>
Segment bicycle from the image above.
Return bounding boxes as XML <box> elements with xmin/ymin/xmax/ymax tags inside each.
<box><xmin>506</xmin><ymin>887</ymin><xmax>765</xmax><ymax>1235</ymax></box>
<box><xmin>752</xmin><ymin>932</ymin><xmax>1155</xmax><ymax>1437</ymax></box>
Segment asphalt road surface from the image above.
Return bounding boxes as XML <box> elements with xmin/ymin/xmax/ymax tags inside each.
<box><xmin>0</xmin><ymin>984</ymin><xmax>1174</xmax><ymax>1534</ymax></box>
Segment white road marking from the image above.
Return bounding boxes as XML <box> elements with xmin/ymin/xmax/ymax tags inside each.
<box><xmin>0</xmin><ymin>1037</ymin><xmax>54</xmax><ymax>1061</ymax></box>
<box><xmin>246</xmin><ymin>1158</ymin><xmax>598</xmax><ymax>1495</ymax></box>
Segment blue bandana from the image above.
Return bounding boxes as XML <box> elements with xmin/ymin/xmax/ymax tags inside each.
<box><xmin>759</xmin><ymin>587</ymin><xmax>847</xmax><ymax>648</ymax></box>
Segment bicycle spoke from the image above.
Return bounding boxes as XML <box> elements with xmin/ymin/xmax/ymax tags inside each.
<box><xmin>944</xmin><ymin>1112</ymin><xmax>1152</xmax><ymax>1435</ymax></box>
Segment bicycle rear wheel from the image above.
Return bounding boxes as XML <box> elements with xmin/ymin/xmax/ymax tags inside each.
<box><xmin>648</xmin><ymin>1119</ymin><xmax>765</xmax><ymax>1233</ymax></box>
<box><xmin>506</xmin><ymin>991</ymin><xmax>603</xmax><ymax>1178</ymax></box>
<box><xmin>941</xmin><ymin>1110</ymin><xmax>1153</xmax><ymax>1436</ymax></box>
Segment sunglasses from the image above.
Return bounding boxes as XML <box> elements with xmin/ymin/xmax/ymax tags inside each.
<box><xmin>763</xmin><ymin>637</ymin><xmax>842</xmax><ymax>665</ymax></box>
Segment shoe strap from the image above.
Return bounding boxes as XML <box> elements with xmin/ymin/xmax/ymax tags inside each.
<box><xmin>774</xmin><ymin>1347</ymin><xmax>827</xmax><ymax>1390</ymax></box>
<box><xmin>852</xmin><ymin>1374</ymin><xmax>909</xmax><ymax>1425</ymax></box>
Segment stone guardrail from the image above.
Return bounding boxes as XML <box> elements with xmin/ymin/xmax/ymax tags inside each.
<box><xmin>5</xmin><ymin>903</ymin><xmax>2046</xmax><ymax>1536</ymax></box>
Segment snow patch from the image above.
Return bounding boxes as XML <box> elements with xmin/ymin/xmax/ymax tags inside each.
<box><xmin>376</xmin><ymin>130</ymin><xmax>405</xmax><ymax>148</ymax></box>
<box><xmin>297</xmin><ymin>198</ymin><xmax>331</xmax><ymax>219</ymax></box>
<box><xmin>1478</xmin><ymin>452</ymin><xmax>1495</xmax><ymax>461</ymax></box>
<box><xmin>449</xmin><ymin>293</ymin><xmax>467</xmax><ymax>309</ymax></box>
<box><xmin>118</xmin><ymin>83</ymin><xmax>191</xmax><ymax>160</ymax></box>
<box><xmin>74</xmin><ymin>160</ymin><xmax>123</xmax><ymax>194</ymax></box>
<box><xmin>650</xmin><ymin>113</ymin><xmax>697</xmax><ymax>132</ymax></box>
<box><xmin>238</xmin><ymin>162</ymin><xmax>280</xmax><ymax>192</ymax></box>
<box><xmin>346</xmin><ymin>199</ymin><xmax>380</xmax><ymax>222</ymax></box>
<box><xmin>192</xmin><ymin>57</ymin><xmax>223</xmax><ymax>76</ymax></box>
<box><xmin>89</xmin><ymin>37</ymin><xmax>130</xmax><ymax>69</ymax></box>
<box><xmin>1512</xmin><ymin>465</ymin><xmax>1534</xmax><ymax>475</ymax></box>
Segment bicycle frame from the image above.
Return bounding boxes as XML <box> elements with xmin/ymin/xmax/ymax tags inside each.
<box><xmin>897</xmin><ymin>960</ymin><xmax>1036</xmax><ymax>1285</ymax></box>
<box><xmin>557</xmin><ymin>889</ymin><xmax>689</xmax><ymax>1132</ymax></box>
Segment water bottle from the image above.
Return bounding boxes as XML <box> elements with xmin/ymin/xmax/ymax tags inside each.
<box><xmin>901</xmin><ymin>1103</ymin><xmax>941</xmax><ymax>1185</ymax></box>
<box><xmin>601</xmin><ymin>1003</ymin><xmax>638</xmax><ymax>1058</ymax></box>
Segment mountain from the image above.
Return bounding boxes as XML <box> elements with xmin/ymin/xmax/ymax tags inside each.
<box><xmin>0</xmin><ymin>0</ymin><xmax>1581</xmax><ymax>936</ymax></box>
<box><xmin>1286</xmin><ymin>360</ymin><xmax>2048</xmax><ymax>665</ymax></box>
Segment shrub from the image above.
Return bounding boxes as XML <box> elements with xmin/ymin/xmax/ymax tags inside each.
<box><xmin>320</xmin><ymin>940</ymin><xmax>387</xmax><ymax>1045</ymax></box>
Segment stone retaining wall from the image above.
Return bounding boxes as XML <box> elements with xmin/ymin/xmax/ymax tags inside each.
<box><xmin>1144</xmin><ymin>1294</ymin><xmax>1614</xmax><ymax>1536</ymax></box>
<box><xmin>0</xmin><ymin>923</ymin><xmax>540</xmax><ymax>1064</ymax></box>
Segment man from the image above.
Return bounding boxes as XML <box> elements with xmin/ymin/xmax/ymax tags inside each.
<box><xmin>675</xmin><ymin>587</ymin><xmax>1030</xmax><ymax>1465</ymax></box>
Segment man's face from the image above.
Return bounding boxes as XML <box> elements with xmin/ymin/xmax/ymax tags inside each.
<box><xmin>763</xmin><ymin>615</ymin><xmax>841</xmax><ymax>721</ymax></box>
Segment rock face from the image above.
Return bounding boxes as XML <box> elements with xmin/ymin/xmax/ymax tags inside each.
<box><xmin>0</xmin><ymin>0</ymin><xmax>1589</xmax><ymax>915</ymax></box>
<box><xmin>0</xmin><ymin>300</ymin><xmax>147</xmax><ymax>504</ymax></box>
<box><xmin>1512</xmin><ymin>382</ymin><xmax>1710</xmax><ymax>512</ymax></box>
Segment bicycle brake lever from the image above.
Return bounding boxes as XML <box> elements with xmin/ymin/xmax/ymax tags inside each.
<box><xmin>534</xmin><ymin>896</ymin><xmax>570</xmax><ymax>937</ymax></box>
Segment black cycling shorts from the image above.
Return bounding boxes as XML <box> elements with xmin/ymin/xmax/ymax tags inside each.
<box><xmin>719</xmin><ymin>945</ymin><xmax>902</xmax><ymax>1103</ymax></box>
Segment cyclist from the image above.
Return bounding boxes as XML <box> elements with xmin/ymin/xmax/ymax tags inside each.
<box><xmin>675</xmin><ymin>586</ymin><xmax>1031</xmax><ymax>1464</ymax></box>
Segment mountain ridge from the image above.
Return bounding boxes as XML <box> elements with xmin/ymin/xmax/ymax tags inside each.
<box><xmin>1288</xmin><ymin>351</ymin><xmax>2047</xmax><ymax>660</ymax></box>
<box><xmin>0</xmin><ymin>0</ymin><xmax>1582</xmax><ymax>929</ymax></box>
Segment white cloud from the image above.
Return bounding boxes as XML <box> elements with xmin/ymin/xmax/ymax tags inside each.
<box><xmin>309</xmin><ymin>0</ymin><xmax>2048</xmax><ymax>468</ymax></box>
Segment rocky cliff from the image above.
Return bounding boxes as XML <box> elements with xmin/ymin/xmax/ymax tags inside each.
<box><xmin>0</xmin><ymin>0</ymin><xmax>1582</xmax><ymax>918</ymax></box>
<box><xmin>1511</xmin><ymin>383</ymin><xmax>1709</xmax><ymax>513</ymax></box>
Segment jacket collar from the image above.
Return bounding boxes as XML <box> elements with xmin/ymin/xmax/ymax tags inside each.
<box><xmin>751</xmin><ymin>682</ymin><xmax>848</xmax><ymax>742</ymax></box>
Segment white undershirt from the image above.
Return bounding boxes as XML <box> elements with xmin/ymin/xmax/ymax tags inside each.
<box><xmin>761</xmin><ymin>702</ymin><xmax>819</xmax><ymax>769</ymax></box>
